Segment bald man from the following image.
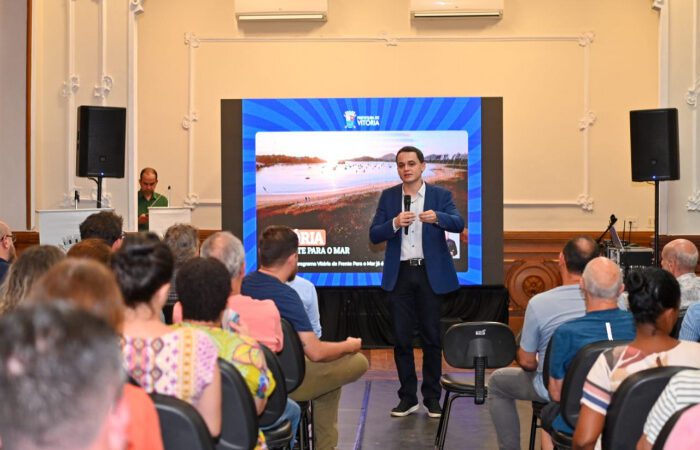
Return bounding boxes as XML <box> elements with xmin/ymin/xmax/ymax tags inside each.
<box><xmin>0</xmin><ymin>220</ymin><xmax>16</xmax><ymax>284</ymax></box>
<box><xmin>545</xmin><ymin>257</ymin><xmax>636</xmax><ymax>437</ymax></box>
<box><xmin>661</xmin><ymin>239</ymin><xmax>700</xmax><ymax>309</ymax></box>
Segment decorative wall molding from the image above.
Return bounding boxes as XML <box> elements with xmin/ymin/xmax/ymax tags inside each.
<box><xmin>61</xmin><ymin>75</ymin><xmax>80</xmax><ymax>97</ymax></box>
<box><xmin>688</xmin><ymin>190</ymin><xmax>700</xmax><ymax>211</ymax></box>
<box><xmin>59</xmin><ymin>187</ymin><xmax>113</xmax><ymax>208</ymax></box>
<box><xmin>129</xmin><ymin>0</ymin><xmax>144</xmax><ymax>15</ymax></box>
<box><xmin>182</xmin><ymin>32</ymin><xmax>596</xmax><ymax>211</ymax></box>
<box><xmin>578</xmin><ymin>111</ymin><xmax>596</xmax><ymax>130</ymax></box>
<box><xmin>94</xmin><ymin>0</ymin><xmax>110</xmax><ymax>102</ymax></box>
<box><xmin>93</xmin><ymin>75</ymin><xmax>113</xmax><ymax>98</ymax></box>
<box><xmin>688</xmin><ymin>0</ymin><xmax>700</xmax><ymax>211</ymax></box>
<box><xmin>63</xmin><ymin>0</ymin><xmax>78</xmax><ymax>201</ymax></box>
<box><xmin>576</xmin><ymin>194</ymin><xmax>594</xmax><ymax>211</ymax></box>
<box><xmin>126</xmin><ymin>0</ymin><xmax>145</xmax><ymax>230</ymax></box>
<box><xmin>182</xmin><ymin>111</ymin><xmax>198</xmax><ymax>130</ymax></box>
<box><xmin>184</xmin><ymin>192</ymin><xmax>200</xmax><ymax>207</ymax></box>
<box><xmin>687</xmin><ymin>78</ymin><xmax>700</xmax><ymax>107</ymax></box>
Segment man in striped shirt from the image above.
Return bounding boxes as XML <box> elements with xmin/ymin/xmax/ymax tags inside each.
<box><xmin>637</xmin><ymin>369</ymin><xmax>700</xmax><ymax>449</ymax></box>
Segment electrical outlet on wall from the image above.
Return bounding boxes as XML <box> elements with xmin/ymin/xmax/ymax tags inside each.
<box><xmin>624</xmin><ymin>217</ymin><xmax>638</xmax><ymax>229</ymax></box>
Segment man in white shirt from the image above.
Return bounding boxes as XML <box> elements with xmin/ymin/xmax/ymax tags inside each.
<box><xmin>661</xmin><ymin>239</ymin><xmax>700</xmax><ymax>309</ymax></box>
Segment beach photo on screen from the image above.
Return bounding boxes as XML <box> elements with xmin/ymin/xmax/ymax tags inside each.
<box><xmin>255</xmin><ymin>130</ymin><xmax>469</xmax><ymax>273</ymax></box>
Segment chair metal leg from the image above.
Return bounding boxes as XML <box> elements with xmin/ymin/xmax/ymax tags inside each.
<box><xmin>528</xmin><ymin>410</ymin><xmax>538</xmax><ymax>450</ymax></box>
<box><xmin>435</xmin><ymin>394</ymin><xmax>461</xmax><ymax>450</ymax></box>
<box><xmin>434</xmin><ymin>393</ymin><xmax>451</xmax><ymax>446</ymax></box>
<box><xmin>297</xmin><ymin>400</ymin><xmax>313</xmax><ymax>450</ymax></box>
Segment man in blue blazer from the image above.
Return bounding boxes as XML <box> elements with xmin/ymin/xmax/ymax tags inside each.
<box><xmin>370</xmin><ymin>146</ymin><xmax>465</xmax><ymax>418</ymax></box>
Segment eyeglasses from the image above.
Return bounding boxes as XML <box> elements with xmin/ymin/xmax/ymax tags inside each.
<box><xmin>1</xmin><ymin>234</ymin><xmax>16</xmax><ymax>243</ymax></box>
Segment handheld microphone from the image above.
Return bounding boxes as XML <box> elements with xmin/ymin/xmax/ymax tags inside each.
<box><xmin>610</xmin><ymin>214</ymin><xmax>618</xmax><ymax>226</ymax></box>
<box><xmin>167</xmin><ymin>185</ymin><xmax>172</xmax><ymax>205</ymax></box>
<box><xmin>403</xmin><ymin>195</ymin><xmax>411</xmax><ymax>235</ymax></box>
<box><xmin>74</xmin><ymin>189</ymin><xmax>80</xmax><ymax>210</ymax></box>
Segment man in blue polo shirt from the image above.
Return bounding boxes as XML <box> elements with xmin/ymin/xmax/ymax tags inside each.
<box><xmin>242</xmin><ymin>225</ymin><xmax>368</xmax><ymax>450</ymax></box>
<box><xmin>488</xmin><ymin>236</ymin><xmax>599</xmax><ymax>450</ymax></box>
<box><xmin>546</xmin><ymin>256</ymin><xmax>636</xmax><ymax>436</ymax></box>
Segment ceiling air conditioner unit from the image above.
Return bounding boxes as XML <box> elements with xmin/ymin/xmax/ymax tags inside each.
<box><xmin>410</xmin><ymin>0</ymin><xmax>504</xmax><ymax>19</ymax></box>
<box><xmin>235</xmin><ymin>0</ymin><xmax>328</xmax><ymax>22</ymax></box>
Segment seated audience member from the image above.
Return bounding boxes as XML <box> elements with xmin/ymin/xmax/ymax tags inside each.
<box><xmin>547</xmin><ymin>257</ymin><xmax>636</xmax><ymax>435</ymax></box>
<box><xmin>0</xmin><ymin>303</ymin><xmax>128</xmax><ymax>450</ymax></box>
<box><xmin>67</xmin><ymin>237</ymin><xmax>113</xmax><ymax>266</ymax></box>
<box><xmin>637</xmin><ymin>369</ymin><xmax>700</xmax><ymax>449</ymax></box>
<box><xmin>288</xmin><ymin>275</ymin><xmax>322</xmax><ymax>338</ymax></box>
<box><xmin>488</xmin><ymin>236</ymin><xmax>599</xmax><ymax>450</ymax></box>
<box><xmin>0</xmin><ymin>220</ymin><xmax>16</xmax><ymax>284</ymax></box>
<box><xmin>679</xmin><ymin>305</ymin><xmax>700</xmax><ymax>341</ymax></box>
<box><xmin>27</xmin><ymin>258</ymin><xmax>165</xmax><ymax>450</ymax></box>
<box><xmin>174</xmin><ymin>257</ymin><xmax>293</xmax><ymax>450</ymax></box>
<box><xmin>112</xmin><ymin>233</ymin><xmax>221</xmax><ymax>436</ymax></box>
<box><xmin>79</xmin><ymin>210</ymin><xmax>125</xmax><ymax>251</ymax></box>
<box><xmin>661</xmin><ymin>238</ymin><xmax>700</xmax><ymax>309</ymax></box>
<box><xmin>242</xmin><ymin>226</ymin><xmax>368</xmax><ymax>450</ymax></box>
<box><xmin>163</xmin><ymin>223</ymin><xmax>199</xmax><ymax>306</ymax></box>
<box><xmin>0</xmin><ymin>245</ymin><xmax>65</xmax><ymax>315</ymax></box>
<box><xmin>573</xmin><ymin>267</ymin><xmax>700</xmax><ymax>450</ymax></box>
<box><xmin>178</xmin><ymin>230</ymin><xmax>283</xmax><ymax>352</ymax></box>
<box><xmin>651</xmin><ymin>402</ymin><xmax>700</xmax><ymax>449</ymax></box>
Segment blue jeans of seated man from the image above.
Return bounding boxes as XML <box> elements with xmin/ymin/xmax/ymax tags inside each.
<box><xmin>261</xmin><ymin>398</ymin><xmax>301</xmax><ymax>448</ymax></box>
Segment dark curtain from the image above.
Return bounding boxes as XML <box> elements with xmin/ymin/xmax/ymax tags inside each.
<box><xmin>318</xmin><ymin>286</ymin><xmax>509</xmax><ymax>348</ymax></box>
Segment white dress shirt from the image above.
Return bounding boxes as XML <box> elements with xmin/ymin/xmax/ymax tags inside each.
<box><xmin>399</xmin><ymin>182</ymin><xmax>425</xmax><ymax>261</ymax></box>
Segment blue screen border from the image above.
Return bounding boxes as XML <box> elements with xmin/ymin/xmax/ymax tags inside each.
<box><xmin>241</xmin><ymin>97</ymin><xmax>482</xmax><ymax>286</ymax></box>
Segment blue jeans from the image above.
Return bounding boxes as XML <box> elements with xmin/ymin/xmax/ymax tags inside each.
<box><xmin>261</xmin><ymin>398</ymin><xmax>301</xmax><ymax>448</ymax></box>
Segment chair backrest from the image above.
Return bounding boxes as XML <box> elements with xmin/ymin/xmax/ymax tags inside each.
<box><xmin>560</xmin><ymin>339</ymin><xmax>631</xmax><ymax>429</ymax></box>
<box><xmin>602</xmin><ymin>366</ymin><xmax>692</xmax><ymax>450</ymax></box>
<box><xmin>277</xmin><ymin>318</ymin><xmax>306</xmax><ymax>394</ymax></box>
<box><xmin>541</xmin><ymin>336</ymin><xmax>555</xmax><ymax>391</ymax></box>
<box><xmin>443</xmin><ymin>321</ymin><xmax>516</xmax><ymax>369</ymax></box>
<box><xmin>670</xmin><ymin>308</ymin><xmax>687</xmax><ymax>339</ymax></box>
<box><xmin>259</xmin><ymin>345</ymin><xmax>289</xmax><ymax>428</ymax></box>
<box><xmin>217</xmin><ymin>358</ymin><xmax>259</xmax><ymax>450</ymax></box>
<box><xmin>150</xmin><ymin>393</ymin><xmax>214</xmax><ymax>450</ymax></box>
<box><xmin>652</xmin><ymin>403</ymin><xmax>697</xmax><ymax>450</ymax></box>
<box><xmin>444</xmin><ymin>322</ymin><xmax>515</xmax><ymax>404</ymax></box>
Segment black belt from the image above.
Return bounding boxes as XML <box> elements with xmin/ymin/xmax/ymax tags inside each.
<box><xmin>401</xmin><ymin>258</ymin><xmax>424</xmax><ymax>267</ymax></box>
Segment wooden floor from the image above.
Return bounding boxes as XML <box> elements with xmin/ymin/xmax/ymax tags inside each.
<box><xmin>335</xmin><ymin>349</ymin><xmax>540</xmax><ymax>450</ymax></box>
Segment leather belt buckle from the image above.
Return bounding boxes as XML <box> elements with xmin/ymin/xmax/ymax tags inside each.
<box><xmin>408</xmin><ymin>258</ymin><xmax>424</xmax><ymax>267</ymax></box>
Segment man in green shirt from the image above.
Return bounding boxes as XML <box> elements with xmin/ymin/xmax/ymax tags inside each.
<box><xmin>137</xmin><ymin>167</ymin><xmax>168</xmax><ymax>231</ymax></box>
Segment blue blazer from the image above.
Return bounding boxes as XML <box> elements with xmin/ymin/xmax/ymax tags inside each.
<box><xmin>369</xmin><ymin>183</ymin><xmax>465</xmax><ymax>294</ymax></box>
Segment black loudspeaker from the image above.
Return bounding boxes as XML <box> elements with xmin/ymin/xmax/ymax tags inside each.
<box><xmin>76</xmin><ymin>106</ymin><xmax>126</xmax><ymax>178</ymax></box>
<box><xmin>630</xmin><ymin>108</ymin><xmax>680</xmax><ymax>182</ymax></box>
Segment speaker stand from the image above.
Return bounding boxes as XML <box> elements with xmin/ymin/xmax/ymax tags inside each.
<box><xmin>89</xmin><ymin>175</ymin><xmax>104</xmax><ymax>208</ymax></box>
<box><xmin>654</xmin><ymin>180</ymin><xmax>660</xmax><ymax>267</ymax></box>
